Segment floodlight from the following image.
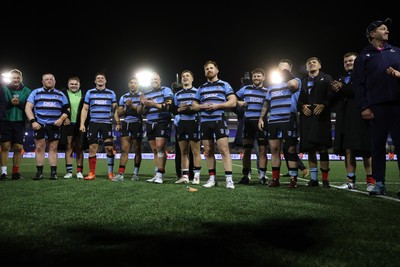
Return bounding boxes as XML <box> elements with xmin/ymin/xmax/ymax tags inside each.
<box><xmin>135</xmin><ymin>69</ymin><xmax>153</xmax><ymax>88</ymax></box>
<box><xmin>1</xmin><ymin>71</ymin><xmax>11</xmax><ymax>84</ymax></box>
<box><xmin>269</xmin><ymin>70</ymin><xmax>283</xmax><ymax>84</ymax></box>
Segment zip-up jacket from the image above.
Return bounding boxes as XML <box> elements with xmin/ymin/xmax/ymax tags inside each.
<box><xmin>353</xmin><ymin>42</ymin><xmax>400</xmax><ymax>110</ymax></box>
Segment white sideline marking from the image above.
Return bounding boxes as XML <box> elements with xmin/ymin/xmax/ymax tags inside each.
<box><xmin>230</xmin><ymin>162</ymin><xmax>400</xmax><ymax>203</ymax></box>
<box><xmin>296</xmin><ymin>177</ymin><xmax>400</xmax><ymax>203</ymax></box>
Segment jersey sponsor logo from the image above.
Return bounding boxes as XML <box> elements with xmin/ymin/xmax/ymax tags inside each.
<box><xmin>249</xmin><ymin>96</ymin><xmax>264</xmax><ymax>103</ymax></box>
<box><xmin>271</xmin><ymin>90</ymin><xmax>287</xmax><ymax>97</ymax></box>
<box><xmin>94</xmin><ymin>100</ymin><xmax>108</xmax><ymax>105</ymax></box>
<box><xmin>204</xmin><ymin>93</ymin><xmax>218</xmax><ymax>99</ymax></box>
<box><xmin>43</xmin><ymin>101</ymin><xmax>57</xmax><ymax>107</ymax></box>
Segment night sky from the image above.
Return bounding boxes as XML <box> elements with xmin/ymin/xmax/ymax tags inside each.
<box><xmin>1</xmin><ymin>6</ymin><xmax>396</xmax><ymax>96</ymax></box>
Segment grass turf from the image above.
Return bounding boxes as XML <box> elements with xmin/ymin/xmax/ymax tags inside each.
<box><xmin>0</xmin><ymin>158</ymin><xmax>399</xmax><ymax>266</ymax></box>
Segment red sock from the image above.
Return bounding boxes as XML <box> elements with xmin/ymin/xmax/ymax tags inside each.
<box><xmin>272</xmin><ymin>167</ymin><xmax>280</xmax><ymax>180</ymax></box>
<box><xmin>89</xmin><ymin>156</ymin><xmax>96</xmax><ymax>173</ymax></box>
<box><xmin>12</xmin><ymin>166</ymin><xmax>19</xmax><ymax>174</ymax></box>
<box><xmin>322</xmin><ymin>170</ymin><xmax>329</xmax><ymax>181</ymax></box>
<box><xmin>77</xmin><ymin>166</ymin><xmax>83</xmax><ymax>173</ymax></box>
<box><xmin>118</xmin><ymin>166</ymin><xmax>126</xmax><ymax>174</ymax></box>
<box><xmin>366</xmin><ymin>175</ymin><xmax>375</xmax><ymax>184</ymax></box>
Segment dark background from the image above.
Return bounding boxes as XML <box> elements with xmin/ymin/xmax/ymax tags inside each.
<box><xmin>1</xmin><ymin>5</ymin><xmax>396</xmax><ymax>95</ymax></box>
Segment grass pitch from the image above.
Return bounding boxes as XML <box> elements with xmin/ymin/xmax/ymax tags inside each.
<box><xmin>0</xmin><ymin>158</ymin><xmax>399</xmax><ymax>266</ymax></box>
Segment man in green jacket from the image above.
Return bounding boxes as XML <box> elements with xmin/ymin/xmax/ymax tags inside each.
<box><xmin>0</xmin><ymin>69</ymin><xmax>31</xmax><ymax>180</ymax></box>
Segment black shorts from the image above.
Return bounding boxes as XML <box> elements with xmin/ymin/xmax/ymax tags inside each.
<box><xmin>0</xmin><ymin>121</ymin><xmax>26</xmax><ymax>144</ymax></box>
<box><xmin>176</xmin><ymin>120</ymin><xmax>200</xmax><ymax>141</ymax></box>
<box><xmin>87</xmin><ymin>122</ymin><xmax>113</xmax><ymax>142</ymax></box>
<box><xmin>62</xmin><ymin>122</ymin><xmax>84</xmax><ymax>144</ymax></box>
<box><xmin>243</xmin><ymin>119</ymin><xmax>268</xmax><ymax>146</ymax></box>
<box><xmin>146</xmin><ymin>121</ymin><xmax>171</xmax><ymax>141</ymax></box>
<box><xmin>200</xmin><ymin>120</ymin><xmax>229</xmax><ymax>140</ymax></box>
<box><xmin>268</xmin><ymin>114</ymin><xmax>298</xmax><ymax>145</ymax></box>
<box><xmin>120</xmin><ymin>121</ymin><xmax>143</xmax><ymax>140</ymax></box>
<box><xmin>34</xmin><ymin>124</ymin><xmax>61</xmax><ymax>142</ymax></box>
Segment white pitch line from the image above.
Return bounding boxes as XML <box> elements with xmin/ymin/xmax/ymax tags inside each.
<box><xmin>296</xmin><ymin>177</ymin><xmax>400</xmax><ymax>203</ymax></box>
<box><xmin>230</xmin><ymin>162</ymin><xmax>400</xmax><ymax>203</ymax></box>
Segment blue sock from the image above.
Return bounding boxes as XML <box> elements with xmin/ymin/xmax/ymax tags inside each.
<box><xmin>310</xmin><ymin>167</ymin><xmax>318</xmax><ymax>181</ymax></box>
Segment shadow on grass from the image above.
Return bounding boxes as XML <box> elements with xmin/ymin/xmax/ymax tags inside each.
<box><xmin>0</xmin><ymin>218</ymin><xmax>328</xmax><ymax>267</ymax></box>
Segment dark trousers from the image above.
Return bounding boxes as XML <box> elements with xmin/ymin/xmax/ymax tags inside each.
<box><xmin>369</xmin><ymin>104</ymin><xmax>400</xmax><ymax>183</ymax></box>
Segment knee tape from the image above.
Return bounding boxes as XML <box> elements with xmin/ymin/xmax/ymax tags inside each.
<box><xmin>104</xmin><ymin>141</ymin><xmax>113</xmax><ymax>147</ymax></box>
<box><xmin>286</xmin><ymin>152</ymin><xmax>298</xmax><ymax>162</ymax></box>
<box><xmin>243</xmin><ymin>144</ymin><xmax>254</xmax><ymax>149</ymax></box>
<box><xmin>89</xmin><ymin>138</ymin><xmax>98</xmax><ymax>145</ymax></box>
<box><xmin>320</xmin><ymin>152</ymin><xmax>329</xmax><ymax>161</ymax></box>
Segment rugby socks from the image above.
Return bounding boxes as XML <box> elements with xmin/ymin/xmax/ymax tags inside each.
<box><xmin>225</xmin><ymin>171</ymin><xmax>233</xmax><ymax>182</ymax></box>
<box><xmin>118</xmin><ymin>165</ymin><xmax>126</xmax><ymax>175</ymax></box>
<box><xmin>89</xmin><ymin>156</ymin><xmax>96</xmax><ymax>173</ymax></box>
<box><xmin>208</xmin><ymin>169</ymin><xmax>216</xmax><ymax>181</ymax></box>
<box><xmin>36</xmin><ymin>165</ymin><xmax>44</xmax><ymax>174</ymax></box>
<box><xmin>366</xmin><ymin>174</ymin><xmax>375</xmax><ymax>184</ymax></box>
<box><xmin>321</xmin><ymin>169</ymin><xmax>329</xmax><ymax>181</ymax></box>
<box><xmin>310</xmin><ymin>167</ymin><xmax>318</xmax><ymax>181</ymax></box>
<box><xmin>107</xmin><ymin>154</ymin><xmax>114</xmax><ymax>174</ymax></box>
<box><xmin>272</xmin><ymin>167</ymin><xmax>280</xmax><ymax>180</ymax></box>
<box><xmin>77</xmin><ymin>165</ymin><xmax>83</xmax><ymax>173</ymax></box>
<box><xmin>134</xmin><ymin>164</ymin><xmax>140</xmax><ymax>175</ymax></box>
<box><xmin>259</xmin><ymin>167</ymin><xmax>266</xmax><ymax>179</ymax></box>
<box><xmin>347</xmin><ymin>172</ymin><xmax>355</xmax><ymax>183</ymax></box>
<box><xmin>1</xmin><ymin>166</ymin><xmax>6</xmax><ymax>175</ymax></box>
<box><xmin>66</xmin><ymin>164</ymin><xmax>73</xmax><ymax>174</ymax></box>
